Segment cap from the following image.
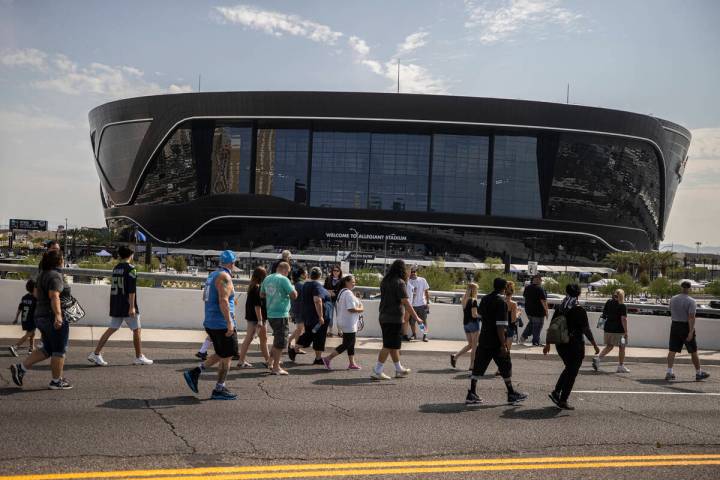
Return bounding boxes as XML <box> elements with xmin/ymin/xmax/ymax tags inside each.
<box><xmin>219</xmin><ymin>250</ymin><xmax>236</xmax><ymax>265</ymax></box>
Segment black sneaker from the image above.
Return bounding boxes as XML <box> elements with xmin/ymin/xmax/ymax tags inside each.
<box><xmin>8</xmin><ymin>346</ymin><xmax>18</xmax><ymax>357</ymax></box>
<box><xmin>696</xmin><ymin>371</ymin><xmax>710</xmax><ymax>381</ymax></box>
<box><xmin>49</xmin><ymin>378</ymin><xmax>73</xmax><ymax>390</ymax></box>
<box><xmin>557</xmin><ymin>400</ymin><xmax>575</xmax><ymax>410</ymax></box>
<box><xmin>450</xmin><ymin>354</ymin><xmax>457</xmax><ymax>369</ymax></box>
<box><xmin>10</xmin><ymin>364</ymin><xmax>24</xmax><ymax>386</ymax></box>
<box><xmin>211</xmin><ymin>386</ymin><xmax>238</xmax><ymax>400</ymax></box>
<box><xmin>288</xmin><ymin>347</ymin><xmax>297</xmax><ymax>362</ymax></box>
<box><xmin>508</xmin><ymin>391</ymin><xmax>528</xmax><ymax>404</ymax></box>
<box><xmin>548</xmin><ymin>391</ymin><xmax>562</xmax><ymax>408</ymax></box>
<box><xmin>313</xmin><ymin>358</ymin><xmax>324</xmax><ymax>366</ymax></box>
<box><xmin>183</xmin><ymin>368</ymin><xmax>200</xmax><ymax>394</ymax></box>
<box><xmin>195</xmin><ymin>351</ymin><xmax>207</xmax><ymax>361</ymax></box>
<box><xmin>422</xmin><ymin>334</ymin><xmax>428</xmax><ymax>342</ymax></box>
<box><xmin>465</xmin><ymin>390</ymin><xmax>482</xmax><ymax>405</ymax></box>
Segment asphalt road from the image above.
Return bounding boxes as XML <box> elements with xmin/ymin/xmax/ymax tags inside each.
<box><xmin>1</xmin><ymin>343</ymin><xmax>719</xmax><ymax>479</ymax></box>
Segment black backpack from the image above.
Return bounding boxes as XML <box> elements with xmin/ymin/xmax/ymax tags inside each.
<box><xmin>546</xmin><ymin>309</ymin><xmax>569</xmax><ymax>344</ymax></box>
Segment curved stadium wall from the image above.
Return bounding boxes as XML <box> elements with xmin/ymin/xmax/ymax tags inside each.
<box><xmin>89</xmin><ymin>92</ymin><xmax>691</xmax><ymax>265</ymax></box>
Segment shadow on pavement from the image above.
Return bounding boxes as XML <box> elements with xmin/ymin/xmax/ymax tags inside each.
<box><xmin>418</xmin><ymin>402</ymin><xmax>502</xmax><ymax>414</ymax></box>
<box><xmin>98</xmin><ymin>396</ymin><xmax>201</xmax><ymax>409</ymax></box>
<box><xmin>417</xmin><ymin>368</ymin><xmax>457</xmax><ymax>374</ymax></box>
<box><xmin>633</xmin><ymin>378</ymin><xmax>706</xmax><ymax>393</ymax></box>
<box><xmin>0</xmin><ymin>387</ymin><xmax>48</xmax><ymax>396</ymax></box>
<box><xmin>313</xmin><ymin>377</ymin><xmax>388</xmax><ymax>386</ymax></box>
<box><xmin>501</xmin><ymin>406</ymin><xmax>565</xmax><ymax>420</ymax></box>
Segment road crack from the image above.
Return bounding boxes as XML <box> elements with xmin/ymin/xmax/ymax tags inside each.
<box><xmin>143</xmin><ymin>400</ymin><xmax>197</xmax><ymax>454</ymax></box>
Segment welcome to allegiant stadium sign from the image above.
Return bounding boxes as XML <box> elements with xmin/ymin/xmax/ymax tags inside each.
<box><xmin>324</xmin><ymin>232</ymin><xmax>408</xmax><ymax>242</ymax></box>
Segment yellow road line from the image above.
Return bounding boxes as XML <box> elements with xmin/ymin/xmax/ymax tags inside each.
<box><xmin>2</xmin><ymin>454</ymin><xmax>720</xmax><ymax>480</ymax></box>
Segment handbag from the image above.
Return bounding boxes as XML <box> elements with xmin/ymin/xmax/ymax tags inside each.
<box><xmin>61</xmin><ymin>294</ymin><xmax>86</xmax><ymax>324</ymax></box>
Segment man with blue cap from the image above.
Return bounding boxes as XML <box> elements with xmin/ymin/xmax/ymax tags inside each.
<box><xmin>183</xmin><ymin>250</ymin><xmax>238</xmax><ymax>400</ymax></box>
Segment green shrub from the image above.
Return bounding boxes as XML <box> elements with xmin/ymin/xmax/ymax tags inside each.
<box><xmin>418</xmin><ymin>260</ymin><xmax>456</xmax><ymax>292</ymax></box>
<box><xmin>544</xmin><ymin>274</ymin><xmax>576</xmax><ymax>295</ymax></box>
<box><xmin>475</xmin><ymin>270</ymin><xmax>515</xmax><ymax>294</ymax></box>
<box><xmin>705</xmin><ymin>281</ymin><xmax>720</xmax><ymax>297</ymax></box>
<box><xmin>354</xmin><ymin>268</ymin><xmax>381</xmax><ymax>287</ymax></box>
<box><xmin>639</xmin><ymin>272</ymin><xmax>650</xmax><ymax>287</ymax></box>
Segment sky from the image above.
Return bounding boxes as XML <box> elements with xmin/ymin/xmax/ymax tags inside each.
<box><xmin>0</xmin><ymin>0</ymin><xmax>718</xmax><ymax>247</ymax></box>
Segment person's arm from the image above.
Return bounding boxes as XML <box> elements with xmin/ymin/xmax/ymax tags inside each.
<box><xmin>289</xmin><ymin>289</ymin><xmax>298</xmax><ymax>300</ymax></box>
<box><xmin>580</xmin><ymin>309</ymin><xmax>600</xmax><ymax>354</ymax></box>
<box><xmin>127</xmin><ymin>266</ymin><xmax>137</xmax><ymax>317</ymax></box>
<box><xmin>687</xmin><ymin>315</ymin><xmax>696</xmax><ymax>342</ymax></box>
<box><xmin>13</xmin><ymin>307</ymin><xmax>21</xmax><ymax>324</ymax></box>
<box><xmin>50</xmin><ymin>290</ymin><xmax>62</xmax><ymax>330</ymax></box>
<box><xmin>215</xmin><ymin>272</ymin><xmax>234</xmax><ymax>335</ymax></box>
<box><xmin>471</xmin><ymin>302</ymin><xmax>479</xmax><ymax>319</ymax></box>
<box><xmin>314</xmin><ymin>295</ymin><xmax>324</xmax><ymax>325</ymax></box>
<box><xmin>509</xmin><ymin>302</ymin><xmax>518</xmax><ymax>323</ymax></box>
<box><xmin>541</xmin><ymin>299</ymin><xmax>549</xmax><ymax>317</ymax></box>
<box><xmin>128</xmin><ymin>293</ymin><xmax>136</xmax><ymax>317</ymax></box>
<box><xmin>348</xmin><ymin>294</ymin><xmax>364</xmax><ymax>313</ymax></box>
<box><xmin>402</xmin><ymin>298</ymin><xmax>421</xmax><ymax>324</ymax></box>
<box><xmin>496</xmin><ymin>301</ymin><xmax>509</xmax><ymax>352</ymax></box>
<box><xmin>621</xmin><ymin>309</ymin><xmax>628</xmax><ymax>341</ymax></box>
<box><xmin>424</xmin><ymin>280</ymin><xmax>430</xmax><ymax>310</ymax></box>
<box><xmin>254</xmin><ymin>305</ymin><xmax>263</xmax><ymax>323</ymax></box>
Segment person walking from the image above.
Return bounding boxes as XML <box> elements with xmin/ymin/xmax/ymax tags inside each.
<box><xmin>260</xmin><ymin>261</ymin><xmax>298</xmax><ymax>375</ymax></box>
<box><xmin>371</xmin><ymin>259</ymin><xmax>422</xmax><ymax>380</ymax></box>
<box><xmin>402</xmin><ymin>278</ymin><xmax>417</xmax><ymax>341</ymax></box>
<box><xmin>450</xmin><ymin>282</ymin><xmax>479</xmax><ymax>370</ymax></box>
<box><xmin>543</xmin><ymin>284</ymin><xmax>600</xmax><ymax>410</ymax></box>
<box><xmin>290</xmin><ymin>267</ymin><xmax>331</xmax><ymax>365</ymax></box>
<box><xmin>324</xmin><ymin>264</ymin><xmax>343</xmax><ymax>337</ymax></box>
<box><xmin>182</xmin><ymin>250</ymin><xmax>239</xmax><ymax>400</ymax></box>
<box><xmin>10</xmin><ymin>250</ymin><xmax>73</xmax><ymax>390</ymax></box>
<box><xmin>504</xmin><ymin>281</ymin><xmax>519</xmax><ymax>351</ymax></box>
<box><xmin>408</xmin><ymin>266</ymin><xmax>431</xmax><ymax>342</ymax></box>
<box><xmin>9</xmin><ymin>280</ymin><xmax>37</xmax><ymax>356</ymax></box>
<box><xmin>520</xmin><ymin>274</ymin><xmax>548</xmax><ymax>346</ymax></box>
<box><xmin>237</xmin><ymin>266</ymin><xmax>272</xmax><ymax>368</ymax></box>
<box><xmin>271</xmin><ymin>250</ymin><xmax>293</xmax><ymax>275</ymax></box>
<box><xmin>665</xmin><ymin>280</ymin><xmax>710</xmax><ymax>381</ymax></box>
<box><xmin>287</xmin><ymin>267</ymin><xmax>307</xmax><ymax>356</ymax></box>
<box><xmin>88</xmin><ymin>246</ymin><xmax>153</xmax><ymax>366</ymax></box>
<box><xmin>592</xmin><ymin>289</ymin><xmax>630</xmax><ymax>373</ymax></box>
<box><xmin>465</xmin><ymin>278</ymin><xmax>527</xmax><ymax>406</ymax></box>
<box><xmin>322</xmin><ymin>275</ymin><xmax>363</xmax><ymax>370</ymax></box>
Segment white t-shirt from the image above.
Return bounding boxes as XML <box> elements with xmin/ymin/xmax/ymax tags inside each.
<box><xmin>335</xmin><ymin>289</ymin><xmax>362</xmax><ymax>333</ymax></box>
<box><xmin>408</xmin><ymin>276</ymin><xmax>430</xmax><ymax>307</ymax></box>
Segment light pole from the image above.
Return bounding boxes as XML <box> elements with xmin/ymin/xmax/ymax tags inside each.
<box><xmin>384</xmin><ymin>235</ymin><xmax>389</xmax><ymax>275</ymax></box>
<box><xmin>348</xmin><ymin>228</ymin><xmax>359</xmax><ymax>273</ymax></box>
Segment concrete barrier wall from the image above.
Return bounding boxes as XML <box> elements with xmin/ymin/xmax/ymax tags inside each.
<box><xmin>2</xmin><ymin>279</ymin><xmax>718</xmax><ymax>349</ymax></box>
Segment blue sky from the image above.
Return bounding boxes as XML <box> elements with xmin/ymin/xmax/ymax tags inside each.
<box><xmin>0</xmin><ymin>0</ymin><xmax>718</xmax><ymax>246</ymax></box>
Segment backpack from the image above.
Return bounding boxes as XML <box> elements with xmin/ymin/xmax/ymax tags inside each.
<box><xmin>546</xmin><ymin>309</ymin><xmax>569</xmax><ymax>344</ymax></box>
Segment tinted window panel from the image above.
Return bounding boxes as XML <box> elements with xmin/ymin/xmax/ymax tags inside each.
<box><xmin>310</xmin><ymin>131</ymin><xmax>371</xmax><ymax>209</ymax></box>
<box><xmin>369</xmin><ymin>133</ymin><xmax>430</xmax><ymax>211</ymax></box>
<box><xmin>211</xmin><ymin>126</ymin><xmax>252</xmax><ymax>194</ymax></box>
<box><xmin>431</xmin><ymin>134</ymin><xmax>489</xmax><ymax>214</ymax></box>
<box><xmin>491</xmin><ymin>135</ymin><xmax>542</xmax><ymax>219</ymax></box>
<box><xmin>97</xmin><ymin>121</ymin><xmax>150</xmax><ymax>191</ymax></box>
<box><xmin>256</xmin><ymin>129</ymin><xmax>309</xmax><ymax>203</ymax></box>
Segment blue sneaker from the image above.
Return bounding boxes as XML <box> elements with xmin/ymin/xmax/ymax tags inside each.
<box><xmin>183</xmin><ymin>368</ymin><xmax>200</xmax><ymax>394</ymax></box>
<box><xmin>211</xmin><ymin>386</ymin><xmax>237</xmax><ymax>400</ymax></box>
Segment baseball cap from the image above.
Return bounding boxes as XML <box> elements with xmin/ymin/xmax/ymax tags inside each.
<box><xmin>219</xmin><ymin>250</ymin><xmax>236</xmax><ymax>265</ymax></box>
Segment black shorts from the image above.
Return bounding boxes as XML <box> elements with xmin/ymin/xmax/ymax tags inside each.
<box><xmin>297</xmin><ymin>322</ymin><xmax>327</xmax><ymax>351</ymax></box>
<box><xmin>380</xmin><ymin>323</ymin><xmax>403</xmax><ymax>350</ymax></box>
<box><xmin>205</xmin><ymin>327</ymin><xmax>239</xmax><ymax>359</ymax></box>
<box><xmin>471</xmin><ymin>346</ymin><xmax>512</xmax><ymax>379</ymax></box>
<box><xmin>21</xmin><ymin>318</ymin><xmax>36</xmax><ymax>332</ymax></box>
<box><xmin>669</xmin><ymin>321</ymin><xmax>698</xmax><ymax>354</ymax></box>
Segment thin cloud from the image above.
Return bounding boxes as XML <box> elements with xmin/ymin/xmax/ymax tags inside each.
<box><xmin>0</xmin><ymin>109</ymin><xmax>76</xmax><ymax>132</ymax></box>
<box><xmin>0</xmin><ymin>48</ymin><xmax>48</xmax><ymax>70</ymax></box>
<box><xmin>213</xmin><ymin>5</ymin><xmax>343</xmax><ymax>45</ymax></box>
<box><xmin>397</xmin><ymin>31</ymin><xmax>429</xmax><ymax>56</ymax></box>
<box><xmin>348</xmin><ymin>36</ymin><xmax>370</xmax><ymax>57</ymax></box>
<box><xmin>464</xmin><ymin>0</ymin><xmax>582</xmax><ymax>44</ymax></box>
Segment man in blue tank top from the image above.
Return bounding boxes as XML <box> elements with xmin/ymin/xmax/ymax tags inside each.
<box><xmin>183</xmin><ymin>251</ymin><xmax>238</xmax><ymax>400</ymax></box>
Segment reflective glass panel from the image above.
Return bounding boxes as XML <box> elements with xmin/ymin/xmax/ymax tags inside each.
<box><xmin>211</xmin><ymin>126</ymin><xmax>252</xmax><ymax>194</ymax></box>
<box><xmin>97</xmin><ymin>121</ymin><xmax>151</xmax><ymax>191</ymax></box>
<box><xmin>431</xmin><ymin>134</ymin><xmax>489</xmax><ymax>214</ymax></box>
<box><xmin>368</xmin><ymin>133</ymin><xmax>430</xmax><ymax>211</ymax></box>
<box><xmin>491</xmin><ymin>135</ymin><xmax>542</xmax><ymax>218</ymax></box>
<box><xmin>310</xmin><ymin>131</ymin><xmax>371</xmax><ymax>208</ymax></box>
<box><xmin>256</xmin><ymin>129</ymin><xmax>309</xmax><ymax>203</ymax></box>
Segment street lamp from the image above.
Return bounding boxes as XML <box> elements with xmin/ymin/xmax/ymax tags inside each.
<box><xmin>348</xmin><ymin>228</ymin><xmax>359</xmax><ymax>273</ymax></box>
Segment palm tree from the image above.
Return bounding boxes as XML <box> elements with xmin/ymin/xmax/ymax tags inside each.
<box><xmin>656</xmin><ymin>251</ymin><xmax>678</xmax><ymax>278</ymax></box>
<box><xmin>604</xmin><ymin>252</ymin><xmax>633</xmax><ymax>274</ymax></box>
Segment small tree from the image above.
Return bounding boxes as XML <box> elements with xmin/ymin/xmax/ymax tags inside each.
<box><xmin>590</xmin><ymin>273</ymin><xmax>604</xmax><ymax>283</ymax></box>
<box><xmin>421</xmin><ymin>260</ymin><xmax>456</xmax><ymax>292</ymax></box>
<box><xmin>354</xmin><ymin>268</ymin><xmax>381</xmax><ymax>287</ymax></box>
<box><xmin>544</xmin><ymin>274</ymin><xmax>576</xmax><ymax>295</ymax></box>
<box><xmin>648</xmin><ymin>277</ymin><xmax>671</xmax><ymax>299</ymax></box>
<box><xmin>705</xmin><ymin>281</ymin><xmax>720</xmax><ymax>297</ymax></box>
<box><xmin>173</xmin><ymin>255</ymin><xmax>187</xmax><ymax>273</ymax></box>
<box><xmin>150</xmin><ymin>256</ymin><xmax>161</xmax><ymax>271</ymax></box>
<box><xmin>639</xmin><ymin>272</ymin><xmax>650</xmax><ymax>287</ymax></box>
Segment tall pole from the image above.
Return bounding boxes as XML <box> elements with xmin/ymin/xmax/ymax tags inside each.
<box><xmin>397</xmin><ymin>60</ymin><xmax>400</xmax><ymax>93</ymax></box>
<box><xmin>384</xmin><ymin>235</ymin><xmax>389</xmax><ymax>275</ymax></box>
<box><xmin>64</xmin><ymin>218</ymin><xmax>68</xmax><ymax>263</ymax></box>
<box><xmin>348</xmin><ymin>228</ymin><xmax>359</xmax><ymax>273</ymax></box>
<box><xmin>566</xmin><ymin>83</ymin><xmax>570</xmax><ymax>104</ymax></box>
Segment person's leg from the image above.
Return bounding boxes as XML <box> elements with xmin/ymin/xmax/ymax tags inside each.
<box><xmin>237</xmin><ymin>322</ymin><xmax>257</xmax><ymax>363</ymax></box>
<box><xmin>216</xmin><ymin>357</ymin><xmax>230</xmax><ymax>385</ymax></box>
<box><xmin>520</xmin><ymin>321</ymin><xmax>532</xmax><ymax>342</ymax></box>
<box><xmin>598</xmin><ymin>344</ymin><xmax>613</xmax><ymax>359</ymax></box>
<box><xmin>288</xmin><ymin>323</ymin><xmax>304</xmax><ymax>350</ymax></box>
<box><xmin>389</xmin><ymin>348</ymin><xmax>401</xmax><ymax>363</ymax></box>
<box><xmin>667</xmin><ymin>351</ymin><xmax>676</xmax><ymax>369</ymax></box>
<box><xmin>532</xmin><ymin>317</ymin><xmax>544</xmax><ymax>345</ymax></box>
<box><xmin>377</xmin><ymin>348</ymin><xmax>390</xmax><ymax>363</ymax></box>
<box><xmin>559</xmin><ymin>347</ymin><xmax>583</xmax><ymax>401</ymax></box>
<box><xmin>455</xmin><ymin>333</ymin><xmax>473</xmax><ymax>358</ymax></box>
<box><xmin>50</xmin><ymin>355</ymin><xmax>65</xmax><ymax>379</ymax></box>
<box><xmin>554</xmin><ymin>345</ymin><xmax>571</xmax><ymax>396</ymax></box>
<box><xmin>346</xmin><ymin>333</ymin><xmax>357</xmax><ymax>366</ymax></box>
<box><xmin>618</xmin><ymin>344</ymin><xmax>626</xmax><ymax>365</ymax></box>
<box><xmin>14</xmin><ymin>331</ymin><xmax>30</xmax><ymax>348</ymax></box>
<box><xmin>468</xmin><ymin>348</ymin><xmax>493</xmax><ymax>397</ymax></box>
<box><xmin>469</xmin><ymin>332</ymin><xmax>479</xmax><ymax>369</ymax></box>
<box><xmin>199</xmin><ymin>336</ymin><xmax>211</xmax><ymax>354</ymax></box>
<box><xmin>93</xmin><ymin>327</ymin><xmax>118</xmax><ymax>354</ymax></box>
<box><xmin>22</xmin><ymin>349</ymin><xmax>49</xmax><ymax>369</ymax></box>
<box><xmin>690</xmin><ymin>351</ymin><xmax>701</xmax><ymax>371</ymax></box>
<box><xmin>132</xmin><ymin>328</ymin><xmax>143</xmax><ymax>358</ymax></box>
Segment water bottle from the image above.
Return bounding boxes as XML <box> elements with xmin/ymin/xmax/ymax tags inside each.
<box><xmin>620</xmin><ymin>336</ymin><xmax>626</xmax><ymax>346</ymax></box>
<box><xmin>419</xmin><ymin>323</ymin><xmax>426</xmax><ymax>334</ymax></box>
<box><xmin>312</xmin><ymin>322</ymin><xmax>322</xmax><ymax>333</ymax></box>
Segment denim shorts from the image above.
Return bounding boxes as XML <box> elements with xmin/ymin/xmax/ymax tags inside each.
<box><xmin>110</xmin><ymin>315</ymin><xmax>141</xmax><ymax>330</ymax></box>
<box><xmin>463</xmin><ymin>321</ymin><xmax>480</xmax><ymax>334</ymax></box>
<box><xmin>36</xmin><ymin>316</ymin><xmax>70</xmax><ymax>358</ymax></box>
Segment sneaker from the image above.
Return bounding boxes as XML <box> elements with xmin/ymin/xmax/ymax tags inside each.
<box><xmin>87</xmin><ymin>352</ymin><xmax>108</xmax><ymax>367</ymax></box>
<box><xmin>27</xmin><ymin>347</ymin><xmax>33</xmax><ymax>355</ymax></box>
<box><xmin>520</xmin><ymin>336</ymin><xmax>528</xmax><ymax>344</ymax></box>
<box><xmin>665</xmin><ymin>372</ymin><xmax>676</xmax><ymax>381</ymax></box>
<box><xmin>465</xmin><ymin>391</ymin><xmax>483</xmax><ymax>405</ymax></box>
<box><xmin>395</xmin><ymin>367</ymin><xmax>411</xmax><ymax>378</ymax></box>
<box><xmin>370</xmin><ymin>371</ymin><xmax>391</xmax><ymax>381</ymax></box>
<box><xmin>48</xmin><ymin>378</ymin><xmax>73</xmax><ymax>390</ymax></box>
<box><xmin>450</xmin><ymin>354</ymin><xmax>457</xmax><ymax>369</ymax></box>
<box><xmin>422</xmin><ymin>334</ymin><xmax>428</xmax><ymax>342</ymax></box>
<box><xmin>508</xmin><ymin>391</ymin><xmax>528</xmax><ymax>404</ymax></box>
<box><xmin>211</xmin><ymin>386</ymin><xmax>237</xmax><ymax>400</ymax></box>
<box><xmin>288</xmin><ymin>347</ymin><xmax>297</xmax><ymax>362</ymax></box>
<box><xmin>696</xmin><ymin>371</ymin><xmax>710</xmax><ymax>381</ymax></box>
<box><xmin>195</xmin><ymin>351</ymin><xmax>207</xmax><ymax>361</ymax></box>
<box><xmin>183</xmin><ymin>368</ymin><xmax>200</xmax><ymax>394</ymax></box>
<box><xmin>313</xmin><ymin>358</ymin><xmax>324</xmax><ymax>366</ymax></box>
<box><xmin>616</xmin><ymin>365</ymin><xmax>630</xmax><ymax>374</ymax></box>
<box><xmin>238</xmin><ymin>361</ymin><xmax>253</xmax><ymax>368</ymax></box>
<box><xmin>10</xmin><ymin>364</ymin><xmax>24</xmax><ymax>386</ymax></box>
<box><xmin>134</xmin><ymin>355</ymin><xmax>154</xmax><ymax>366</ymax></box>
<box><xmin>8</xmin><ymin>345</ymin><xmax>18</xmax><ymax>357</ymax></box>
<box><xmin>271</xmin><ymin>369</ymin><xmax>289</xmax><ymax>375</ymax></box>
<box><xmin>347</xmin><ymin>364</ymin><xmax>361</xmax><ymax>370</ymax></box>
<box><xmin>322</xmin><ymin>357</ymin><xmax>332</xmax><ymax>370</ymax></box>
<box><xmin>592</xmin><ymin>357</ymin><xmax>599</xmax><ymax>372</ymax></box>
<box><xmin>548</xmin><ymin>391</ymin><xmax>561</xmax><ymax>408</ymax></box>
<box><xmin>557</xmin><ymin>400</ymin><xmax>575</xmax><ymax>410</ymax></box>
<box><xmin>402</xmin><ymin>335</ymin><xmax>411</xmax><ymax>342</ymax></box>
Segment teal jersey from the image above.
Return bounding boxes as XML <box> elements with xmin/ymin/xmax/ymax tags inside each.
<box><xmin>260</xmin><ymin>273</ymin><xmax>294</xmax><ymax>318</ymax></box>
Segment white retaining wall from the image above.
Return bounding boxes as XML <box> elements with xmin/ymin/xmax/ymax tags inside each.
<box><xmin>1</xmin><ymin>279</ymin><xmax>718</xmax><ymax>349</ymax></box>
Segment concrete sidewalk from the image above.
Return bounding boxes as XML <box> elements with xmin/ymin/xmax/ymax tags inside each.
<box><xmin>2</xmin><ymin>324</ymin><xmax>720</xmax><ymax>365</ymax></box>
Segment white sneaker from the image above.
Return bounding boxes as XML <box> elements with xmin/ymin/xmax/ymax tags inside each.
<box><xmin>87</xmin><ymin>352</ymin><xmax>108</xmax><ymax>366</ymax></box>
<box><xmin>134</xmin><ymin>355</ymin><xmax>154</xmax><ymax>365</ymax></box>
<box><xmin>395</xmin><ymin>367</ymin><xmax>411</xmax><ymax>378</ymax></box>
<box><xmin>370</xmin><ymin>371</ymin><xmax>391</xmax><ymax>381</ymax></box>
<box><xmin>616</xmin><ymin>365</ymin><xmax>630</xmax><ymax>373</ymax></box>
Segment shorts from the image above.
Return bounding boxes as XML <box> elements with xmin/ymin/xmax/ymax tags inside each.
<box><xmin>297</xmin><ymin>322</ymin><xmax>328</xmax><ymax>352</ymax></box>
<box><xmin>291</xmin><ymin>312</ymin><xmax>303</xmax><ymax>325</ymax></box>
<box><xmin>246</xmin><ymin>317</ymin><xmax>267</xmax><ymax>326</ymax></box>
<box><xmin>380</xmin><ymin>322</ymin><xmax>403</xmax><ymax>350</ymax></box>
<box><xmin>110</xmin><ymin>315</ymin><xmax>141</xmax><ymax>330</ymax></box>
<box><xmin>36</xmin><ymin>316</ymin><xmax>69</xmax><ymax>358</ymax></box>
<box><xmin>668</xmin><ymin>321</ymin><xmax>698</xmax><ymax>354</ymax></box>
<box><xmin>21</xmin><ymin>318</ymin><xmax>36</xmax><ymax>332</ymax></box>
<box><xmin>268</xmin><ymin>317</ymin><xmax>290</xmax><ymax>349</ymax></box>
<box><xmin>604</xmin><ymin>332</ymin><xmax>625</xmax><ymax>347</ymax></box>
<box><xmin>410</xmin><ymin>305</ymin><xmax>428</xmax><ymax>325</ymax></box>
<box><xmin>463</xmin><ymin>321</ymin><xmax>480</xmax><ymax>334</ymax></box>
<box><xmin>506</xmin><ymin>323</ymin><xmax>517</xmax><ymax>339</ymax></box>
<box><xmin>205</xmin><ymin>327</ymin><xmax>239</xmax><ymax>359</ymax></box>
<box><xmin>472</xmin><ymin>346</ymin><xmax>512</xmax><ymax>379</ymax></box>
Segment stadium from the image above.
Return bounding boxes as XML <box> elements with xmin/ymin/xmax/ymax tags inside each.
<box><xmin>89</xmin><ymin>91</ymin><xmax>691</xmax><ymax>265</ymax></box>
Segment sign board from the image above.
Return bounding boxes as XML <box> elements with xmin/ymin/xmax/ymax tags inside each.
<box><xmin>527</xmin><ymin>261</ymin><xmax>539</xmax><ymax>276</ymax></box>
<box><xmin>340</xmin><ymin>261</ymin><xmax>350</xmax><ymax>274</ymax></box>
<box><xmin>347</xmin><ymin>252</ymin><xmax>375</xmax><ymax>261</ymax></box>
<box><xmin>335</xmin><ymin>250</ymin><xmax>351</xmax><ymax>262</ymax></box>
<box><xmin>9</xmin><ymin>219</ymin><xmax>48</xmax><ymax>231</ymax></box>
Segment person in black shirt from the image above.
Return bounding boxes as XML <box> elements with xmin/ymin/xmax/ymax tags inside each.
<box><xmin>9</xmin><ymin>280</ymin><xmax>37</xmax><ymax>357</ymax></box>
<box><xmin>466</xmin><ymin>278</ymin><xmax>527</xmax><ymax>405</ymax></box>
<box><xmin>544</xmin><ymin>284</ymin><xmax>600</xmax><ymax>410</ymax></box>
<box><xmin>237</xmin><ymin>267</ymin><xmax>272</xmax><ymax>368</ymax></box>
<box><xmin>520</xmin><ymin>274</ymin><xmax>548</xmax><ymax>346</ymax></box>
<box><xmin>593</xmin><ymin>289</ymin><xmax>630</xmax><ymax>373</ymax></box>
<box><xmin>87</xmin><ymin>246</ymin><xmax>153</xmax><ymax>367</ymax></box>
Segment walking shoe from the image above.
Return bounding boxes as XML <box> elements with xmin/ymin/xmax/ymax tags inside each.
<box><xmin>422</xmin><ymin>334</ymin><xmax>428</xmax><ymax>342</ymax></box>
<box><xmin>313</xmin><ymin>358</ymin><xmax>324</xmax><ymax>366</ymax></box>
<box><xmin>557</xmin><ymin>400</ymin><xmax>575</xmax><ymax>410</ymax></box>
<box><xmin>10</xmin><ymin>364</ymin><xmax>24</xmax><ymax>386</ymax></box>
<box><xmin>450</xmin><ymin>354</ymin><xmax>457</xmax><ymax>369</ymax></box>
<box><xmin>395</xmin><ymin>367</ymin><xmax>411</xmax><ymax>378</ymax></box>
<box><xmin>507</xmin><ymin>391</ymin><xmax>528</xmax><ymax>404</ymax></box>
<box><xmin>548</xmin><ymin>391</ymin><xmax>561</xmax><ymax>408</ymax></box>
<box><xmin>87</xmin><ymin>352</ymin><xmax>108</xmax><ymax>366</ymax></box>
<box><xmin>402</xmin><ymin>335</ymin><xmax>411</xmax><ymax>342</ymax></box>
<box><xmin>134</xmin><ymin>355</ymin><xmax>154</xmax><ymax>365</ymax></box>
<box><xmin>194</xmin><ymin>351</ymin><xmax>207</xmax><ymax>361</ymax></box>
<box><xmin>238</xmin><ymin>361</ymin><xmax>253</xmax><ymax>368</ymax></box>
<box><xmin>665</xmin><ymin>372</ymin><xmax>676</xmax><ymax>381</ymax></box>
<box><xmin>211</xmin><ymin>386</ymin><xmax>238</xmax><ymax>400</ymax></box>
<box><xmin>616</xmin><ymin>364</ymin><xmax>630</xmax><ymax>373</ymax></box>
<box><xmin>322</xmin><ymin>357</ymin><xmax>332</xmax><ymax>370</ymax></box>
<box><xmin>520</xmin><ymin>336</ymin><xmax>528</xmax><ymax>345</ymax></box>
<box><xmin>48</xmin><ymin>378</ymin><xmax>73</xmax><ymax>390</ymax></box>
<box><xmin>288</xmin><ymin>346</ymin><xmax>297</xmax><ymax>362</ymax></box>
<box><xmin>27</xmin><ymin>347</ymin><xmax>33</xmax><ymax>355</ymax></box>
<box><xmin>465</xmin><ymin>391</ymin><xmax>482</xmax><ymax>405</ymax></box>
<box><xmin>347</xmin><ymin>364</ymin><xmax>361</xmax><ymax>370</ymax></box>
<box><xmin>370</xmin><ymin>371</ymin><xmax>391</xmax><ymax>381</ymax></box>
<box><xmin>592</xmin><ymin>357</ymin><xmax>599</xmax><ymax>372</ymax></box>
<box><xmin>271</xmin><ymin>368</ymin><xmax>289</xmax><ymax>375</ymax></box>
<box><xmin>183</xmin><ymin>368</ymin><xmax>200</xmax><ymax>394</ymax></box>
<box><xmin>696</xmin><ymin>371</ymin><xmax>710</xmax><ymax>381</ymax></box>
<box><xmin>8</xmin><ymin>345</ymin><xmax>18</xmax><ymax>357</ymax></box>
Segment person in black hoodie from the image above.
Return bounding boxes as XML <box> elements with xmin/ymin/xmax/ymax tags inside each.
<box><xmin>543</xmin><ymin>283</ymin><xmax>600</xmax><ymax>410</ymax></box>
